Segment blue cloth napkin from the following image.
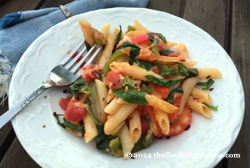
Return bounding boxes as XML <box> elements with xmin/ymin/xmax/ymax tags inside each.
<box><xmin>0</xmin><ymin>0</ymin><xmax>149</xmax><ymax>100</ymax></box>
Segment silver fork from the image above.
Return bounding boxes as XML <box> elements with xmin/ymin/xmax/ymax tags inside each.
<box><xmin>0</xmin><ymin>41</ymin><xmax>102</xmax><ymax>129</ymax></box>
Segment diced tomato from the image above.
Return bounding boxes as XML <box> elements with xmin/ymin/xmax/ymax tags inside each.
<box><xmin>131</xmin><ymin>34</ymin><xmax>150</xmax><ymax>45</ymax></box>
<box><xmin>64</xmin><ymin>99</ymin><xmax>87</xmax><ymax>123</ymax></box>
<box><xmin>59</xmin><ymin>96</ymin><xmax>72</xmax><ymax>111</ymax></box>
<box><xmin>169</xmin><ymin>95</ymin><xmax>182</xmax><ymax>119</ymax></box>
<box><xmin>138</xmin><ymin>105</ymin><xmax>147</xmax><ymax>117</ymax></box>
<box><xmin>144</xmin><ymin>105</ymin><xmax>161</xmax><ymax>136</ymax></box>
<box><xmin>154</xmin><ymin>84</ymin><xmax>169</xmax><ymax>99</ymax></box>
<box><xmin>162</xmin><ymin>75</ymin><xmax>170</xmax><ymax>79</ymax></box>
<box><xmin>168</xmin><ymin>52</ymin><xmax>180</xmax><ymax>57</ymax></box>
<box><xmin>141</xmin><ymin>117</ymin><xmax>149</xmax><ymax>135</ymax></box>
<box><xmin>105</xmin><ymin>71</ymin><xmax>124</xmax><ymax>89</ymax></box>
<box><xmin>150</xmin><ymin>66</ymin><xmax>161</xmax><ymax>74</ymax></box>
<box><xmin>80</xmin><ymin>64</ymin><xmax>102</xmax><ymax>82</ymax></box>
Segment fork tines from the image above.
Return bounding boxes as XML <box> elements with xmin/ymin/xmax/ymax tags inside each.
<box><xmin>60</xmin><ymin>40</ymin><xmax>102</xmax><ymax>77</ymax></box>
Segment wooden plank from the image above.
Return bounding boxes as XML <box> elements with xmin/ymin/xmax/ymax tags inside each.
<box><xmin>147</xmin><ymin>0</ymin><xmax>183</xmax><ymax>16</ymax></box>
<box><xmin>0</xmin><ymin>0</ymin><xmax>43</xmax><ymax>19</ymax></box>
<box><xmin>182</xmin><ymin>1</ymin><xmax>230</xmax><ymax>168</ymax></box>
<box><xmin>0</xmin><ymin>138</ymin><xmax>40</xmax><ymax>168</ymax></box>
<box><xmin>183</xmin><ymin>0</ymin><xmax>229</xmax><ymax>48</ymax></box>
<box><xmin>227</xmin><ymin>0</ymin><xmax>250</xmax><ymax>167</ymax></box>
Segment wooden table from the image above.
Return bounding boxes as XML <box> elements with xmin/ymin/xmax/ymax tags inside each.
<box><xmin>0</xmin><ymin>0</ymin><xmax>248</xmax><ymax>167</ymax></box>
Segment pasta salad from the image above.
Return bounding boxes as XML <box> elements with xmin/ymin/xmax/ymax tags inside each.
<box><xmin>54</xmin><ymin>19</ymin><xmax>222</xmax><ymax>159</ymax></box>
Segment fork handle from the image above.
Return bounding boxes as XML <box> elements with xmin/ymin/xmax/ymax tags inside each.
<box><xmin>0</xmin><ymin>84</ymin><xmax>49</xmax><ymax>129</ymax></box>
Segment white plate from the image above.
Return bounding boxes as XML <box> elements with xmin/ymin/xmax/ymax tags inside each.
<box><xmin>9</xmin><ymin>8</ymin><xmax>244</xmax><ymax>168</ymax></box>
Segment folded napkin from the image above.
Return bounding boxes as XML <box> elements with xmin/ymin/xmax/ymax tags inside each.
<box><xmin>0</xmin><ymin>0</ymin><xmax>149</xmax><ymax>102</ymax></box>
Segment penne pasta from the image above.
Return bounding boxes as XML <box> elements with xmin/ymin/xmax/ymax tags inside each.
<box><xmin>83</xmin><ymin>114</ymin><xmax>98</xmax><ymax>143</ymax></box>
<box><xmin>129</xmin><ymin>109</ymin><xmax>142</xmax><ymax>143</ymax></box>
<box><xmin>118</xmin><ymin>124</ymin><xmax>135</xmax><ymax>160</ymax></box>
<box><xmin>183</xmin><ymin>59</ymin><xmax>198</xmax><ymax>68</ymax></box>
<box><xmin>163</xmin><ymin>41</ymin><xmax>177</xmax><ymax>50</ymax></box>
<box><xmin>154</xmin><ymin>108</ymin><xmax>170</xmax><ymax>135</ymax></box>
<box><xmin>95</xmin><ymin>79</ymin><xmax>108</xmax><ymax>124</ymax></box>
<box><xmin>179</xmin><ymin>77</ymin><xmax>199</xmax><ymax>115</ymax></box>
<box><xmin>110</xmin><ymin>61</ymin><xmax>163</xmax><ymax>81</ymax></box>
<box><xmin>99</xmin><ymin>34</ymin><xmax>115</xmax><ymax>66</ymax></box>
<box><xmin>117</xmin><ymin>98</ymin><xmax>130</xmax><ymax>104</ymax></box>
<box><xmin>104</xmin><ymin>104</ymin><xmax>137</xmax><ymax>135</ymax></box>
<box><xmin>186</xmin><ymin>96</ymin><xmax>213</xmax><ymax>118</ymax></box>
<box><xmin>78</xmin><ymin>19</ymin><xmax>95</xmax><ymax>46</ymax></box>
<box><xmin>177</xmin><ymin>42</ymin><xmax>190</xmax><ymax>59</ymax></box>
<box><xmin>107</xmin><ymin>89</ymin><xmax>115</xmax><ymax>103</ymax></box>
<box><xmin>99</xmin><ymin>23</ymin><xmax>111</xmax><ymax>38</ymax></box>
<box><xmin>104</xmin><ymin>97</ymin><xmax>122</xmax><ymax>114</ymax></box>
<box><xmin>114</xmin><ymin>27</ymin><xmax>125</xmax><ymax>39</ymax></box>
<box><xmin>126</xmin><ymin>30</ymin><xmax>146</xmax><ymax>37</ymax></box>
<box><xmin>148</xmin><ymin>83</ymin><xmax>162</xmax><ymax>99</ymax></box>
<box><xmin>145</xmin><ymin>94</ymin><xmax>178</xmax><ymax>113</ymax></box>
<box><xmin>115</xmin><ymin>54</ymin><xmax>129</xmax><ymax>63</ymax></box>
<box><xmin>191</xmin><ymin>88</ymin><xmax>213</xmax><ymax>105</ymax></box>
<box><xmin>198</xmin><ymin>68</ymin><xmax>222</xmax><ymax>79</ymax></box>
<box><xmin>134</xmin><ymin>20</ymin><xmax>149</xmax><ymax>33</ymax></box>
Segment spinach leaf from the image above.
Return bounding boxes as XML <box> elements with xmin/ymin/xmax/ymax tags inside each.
<box><xmin>127</xmin><ymin>25</ymin><xmax>136</xmax><ymax>32</ymax></box>
<box><xmin>178</xmin><ymin>63</ymin><xmax>198</xmax><ymax>77</ymax></box>
<box><xmin>196</xmin><ymin>79</ymin><xmax>215</xmax><ymax>90</ymax></box>
<box><xmin>118</xmin><ymin>42</ymin><xmax>152</xmax><ymax>70</ymax></box>
<box><xmin>151</xmin><ymin>47</ymin><xmax>160</xmax><ymax>55</ymax></box>
<box><xmin>145</xmin><ymin>75</ymin><xmax>184</xmax><ymax>88</ymax></box>
<box><xmin>68</xmin><ymin>79</ymin><xmax>88</xmax><ymax>99</ymax></box>
<box><xmin>84</xmin><ymin>41</ymin><xmax>91</xmax><ymax>51</ymax></box>
<box><xmin>86</xmin><ymin>105</ymin><xmax>100</xmax><ymax>125</ymax></box>
<box><xmin>161</xmin><ymin>48</ymin><xmax>174</xmax><ymax>55</ymax></box>
<box><xmin>159</xmin><ymin>65</ymin><xmax>178</xmax><ymax>76</ymax></box>
<box><xmin>112</xmin><ymin>85</ymin><xmax>148</xmax><ymax>105</ymax></box>
<box><xmin>96</xmin><ymin>124</ymin><xmax>117</xmax><ymax>150</ymax></box>
<box><xmin>147</xmin><ymin>33</ymin><xmax>167</xmax><ymax>43</ymax></box>
<box><xmin>55</xmin><ymin>114</ymin><xmax>84</xmax><ymax>132</ymax></box>
<box><xmin>165</xmin><ymin>98</ymin><xmax>175</xmax><ymax>104</ymax></box>
<box><xmin>122</xmin><ymin>76</ymin><xmax>133</xmax><ymax>86</ymax></box>
<box><xmin>157</xmin><ymin>33</ymin><xmax>167</xmax><ymax>43</ymax></box>
<box><xmin>132</xmin><ymin>135</ymin><xmax>146</xmax><ymax>153</ymax></box>
<box><xmin>153</xmin><ymin>60</ymin><xmax>179</xmax><ymax>65</ymax></box>
<box><xmin>205</xmin><ymin>104</ymin><xmax>218</xmax><ymax>111</ymax></box>
<box><xmin>95</xmin><ymin>70</ymin><xmax>102</xmax><ymax>81</ymax></box>
<box><xmin>113</xmin><ymin>25</ymin><xmax>122</xmax><ymax>52</ymax></box>
<box><xmin>84</xmin><ymin>98</ymin><xmax>91</xmax><ymax>106</ymax></box>
<box><xmin>140</xmin><ymin>86</ymin><xmax>152</xmax><ymax>94</ymax></box>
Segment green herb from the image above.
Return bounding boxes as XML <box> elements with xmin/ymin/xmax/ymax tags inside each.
<box><xmin>140</xmin><ymin>86</ymin><xmax>152</xmax><ymax>94</ymax></box>
<box><xmin>68</xmin><ymin>79</ymin><xmax>88</xmax><ymax>99</ymax></box>
<box><xmin>103</xmin><ymin>48</ymin><xmax>130</xmax><ymax>76</ymax></box>
<box><xmin>96</xmin><ymin>124</ymin><xmax>117</xmax><ymax>150</ymax></box>
<box><xmin>132</xmin><ymin>135</ymin><xmax>146</xmax><ymax>153</ymax></box>
<box><xmin>165</xmin><ymin>98</ymin><xmax>175</xmax><ymax>104</ymax></box>
<box><xmin>178</xmin><ymin>63</ymin><xmax>198</xmax><ymax>77</ymax></box>
<box><xmin>78</xmin><ymin>84</ymin><xmax>91</xmax><ymax>95</ymax></box>
<box><xmin>94</xmin><ymin>70</ymin><xmax>102</xmax><ymax>81</ymax></box>
<box><xmin>84</xmin><ymin>41</ymin><xmax>91</xmax><ymax>51</ymax></box>
<box><xmin>118</xmin><ymin>42</ymin><xmax>152</xmax><ymax>70</ymax></box>
<box><xmin>157</xmin><ymin>33</ymin><xmax>167</xmax><ymax>43</ymax></box>
<box><xmin>84</xmin><ymin>98</ymin><xmax>91</xmax><ymax>106</ymax></box>
<box><xmin>205</xmin><ymin>104</ymin><xmax>218</xmax><ymax>111</ymax></box>
<box><xmin>161</xmin><ymin>48</ymin><xmax>174</xmax><ymax>55</ymax></box>
<box><xmin>127</xmin><ymin>25</ymin><xmax>136</xmax><ymax>32</ymax></box>
<box><xmin>159</xmin><ymin>65</ymin><xmax>178</xmax><ymax>76</ymax></box>
<box><xmin>196</xmin><ymin>79</ymin><xmax>215</xmax><ymax>90</ymax></box>
<box><xmin>122</xmin><ymin>76</ymin><xmax>133</xmax><ymax>86</ymax></box>
<box><xmin>151</xmin><ymin>47</ymin><xmax>160</xmax><ymax>55</ymax></box>
<box><xmin>112</xmin><ymin>85</ymin><xmax>148</xmax><ymax>105</ymax></box>
<box><xmin>153</xmin><ymin>60</ymin><xmax>179</xmax><ymax>65</ymax></box>
<box><xmin>86</xmin><ymin>105</ymin><xmax>100</xmax><ymax>125</ymax></box>
<box><xmin>145</xmin><ymin>75</ymin><xmax>184</xmax><ymax>88</ymax></box>
<box><xmin>113</xmin><ymin>25</ymin><xmax>122</xmax><ymax>52</ymax></box>
<box><xmin>55</xmin><ymin>114</ymin><xmax>85</xmax><ymax>132</ymax></box>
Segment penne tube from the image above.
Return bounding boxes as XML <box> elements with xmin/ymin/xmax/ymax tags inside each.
<box><xmin>177</xmin><ymin>42</ymin><xmax>190</xmax><ymax>59</ymax></box>
<box><xmin>115</xmin><ymin>54</ymin><xmax>129</xmax><ymax>63</ymax></box>
<box><xmin>78</xmin><ymin>19</ymin><xmax>95</xmax><ymax>46</ymax></box>
<box><xmin>107</xmin><ymin>89</ymin><xmax>115</xmax><ymax>103</ymax></box>
<box><xmin>99</xmin><ymin>23</ymin><xmax>111</xmax><ymax>38</ymax></box>
<box><xmin>163</xmin><ymin>41</ymin><xmax>177</xmax><ymax>50</ymax></box>
<box><xmin>186</xmin><ymin>96</ymin><xmax>213</xmax><ymax>118</ymax></box>
<box><xmin>198</xmin><ymin>68</ymin><xmax>222</xmax><ymax>79</ymax></box>
<box><xmin>99</xmin><ymin>34</ymin><xmax>115</xmax><ymax>66</ymax></box>
<box><xmin>154</xmin><ymin>108</ymin><xmax>170</xmax><ymax>135</ymax></box>
<box><xmin>134</xmin><ymin>20</ymin><xmax>149</xmax><ymax>33</ymax></box>
<box><xmin>95</xmin><ymin>79</ymin><xmax>108</xmax><ymax>124</ymax></box>
<box><xmin>104</xmin><ymin>97</ymin><xmax>122</xmax><ymax>114</ymax></box>
<box><xmin>118</xmin><ymin>124</ymin><xmax>135</xmax><ymax>160</ymax></box>
<box><xmin>148</xmin><ymin>83</ymin><xmax>162</xmax><ymax>99</ymax></box>
<box><xmin>104</xmin><ymin>104</ymin><xmax>137</xmax><ymax>135</ymax></box>
<box><xmin>117</xmin><ymin>98</ymin><xmax>130</xmax><ymax>104</ymax></box>
<box><xmin>191</xmin><ymin>88</ymin><xmax>213</xmax><ymax>105</ymax></box>
<box><xmin>110</xmin><ymin>62</ymin><xmax>163</xmax><ymax>81</ymax></box>
<box><xmin>145</xmin><ymin>94</ymin><xmax>178</xmax><ymax>114</ymax></box>
<box><xmin>183</xmin><ymin>59</ymin><xmax>198</xmax><ymax>68</ymax></box>
<box><xmin>129</xmin><ymin>109</ymin><xmax>142</xmax><ymax>143</ymax></box>
<box><xmin>126</xmin><ymin>30</ymin><xmax>146</xmax><ymax>37</ymax></box>
<box><xmin>179</xmin><ymin>77</ymin><xmax>199</xmax><ymax>115</ymax></box>
<box><xmin>83</xmin><ymin>114</ymin><xmax>98</xmax><ymax>143</ymax></box>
